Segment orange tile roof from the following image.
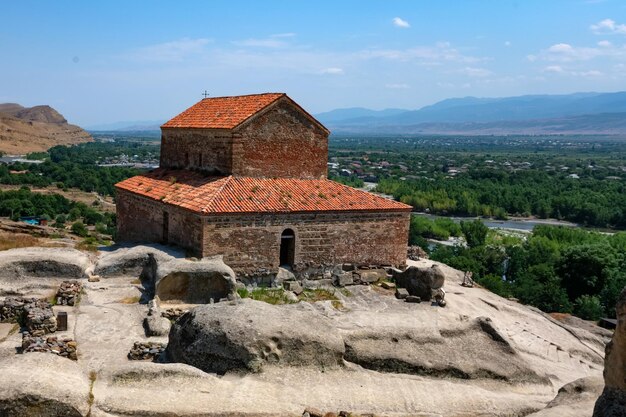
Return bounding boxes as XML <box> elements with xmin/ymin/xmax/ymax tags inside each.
<box><xmin>161</xmin><ymin>93</ymin><xmax>285</xmax><ymax>129</ymax></box>
<box><xmin>115</xmin><ymin>169</ymin><xmax>412</xmax><ymax>214</ymax></box>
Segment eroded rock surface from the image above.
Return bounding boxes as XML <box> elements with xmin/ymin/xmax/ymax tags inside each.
<box><xmin>167</xmin><ymin>299</ymin><xmax>345</xmax><ymax>373</ymax></box>
<box><xmin>593</xmin><ymin>286</ymin><xmax>626</xmax><ymax>417</ymax></box>
<box><xmin>0</xmin><ymin>247</ymin><xmax>89</xmax><ymax>280</ymax></box>
<box><xmin>94</xmin><ymin>244</ymin><xmax>181</xmax><ymax>278</ymax></box>
<box><xmin>154</xmin><ymin>256</ymin><xmax>237</xmax><ymax>303</ymax></box>
<box><xmin>392</xmin><ymin>264</ymin><xmax>445</xmax><ymax>301</ymax></box>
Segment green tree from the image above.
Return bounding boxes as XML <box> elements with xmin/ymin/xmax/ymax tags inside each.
<box><xmin>573</xmin><ymin>295</ymin><xmax>603</xmax><ymax>321</ymax></box>
<box><xmin>460</xmin><ymin>219</ymin><xmax>489</xmax><ymax>248</ymax></box>
<box><xmin>71</xmin><ymin>221</ymin><xmax>89</xmax><ymax>237</ymax></box>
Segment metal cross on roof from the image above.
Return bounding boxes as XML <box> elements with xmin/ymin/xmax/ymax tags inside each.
<box><xmin>202</xmin><ymin>90</ymin><xmax>210</xmax><ymax>98</ymax></box>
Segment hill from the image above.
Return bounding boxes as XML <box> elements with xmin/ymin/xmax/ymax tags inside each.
<box><xmin>0</xmin><ymin>103</ymin><xmax>92</xmax><ymax>154</ymax></box>
<box><xmin>317</xmin><ymin>91</ymin><xmax>626</xmax><ymax>135</ymax></box>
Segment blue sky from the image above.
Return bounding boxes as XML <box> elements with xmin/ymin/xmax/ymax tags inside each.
<box><xmin>1</xmin><ymin>0</ymin><xmax>626</xmax><ymax>126</ymax></box>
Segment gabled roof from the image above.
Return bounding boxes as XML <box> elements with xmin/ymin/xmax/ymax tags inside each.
<box><xmin>161</xmin><ymin>93</ymin><xmax>326</xmax><ymax>131</ymax></box>
<box><xmin>115</xmin><ymin>169</ymin><xmax>412</xmax><ymax>215</ymax></box>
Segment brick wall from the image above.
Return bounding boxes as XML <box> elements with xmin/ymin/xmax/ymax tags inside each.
<box><xmin>232</xmin><ymin>100</ymin><xmax>328</xmax><ymax>179</ymax></box>
<box><xmin>116</xmin><ymin>190</ymin><xmax>203</xmax><ymax>253</ymax></box>
<box><xmin>160</xmin><ymin>128</ymin><xmax>233</xmax><ymax>174</ymax></box>
<box><xmin>202</xmin><ymin>211</ymin><xmax>410</xmax><ymax>274</ymax></box>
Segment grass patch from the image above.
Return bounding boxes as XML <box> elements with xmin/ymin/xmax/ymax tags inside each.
<box><xmin>0</xmin><ymin>233</ymin><xmax>40</xmax><ymax>251</ymax></box>
<box><xmin>242</xmin><ymin>287</ymin><xmax>297</xmax><ymax>305</ymax></box>
<box><xmin>118</xmin><ymin>296</ymin><xmax>140</xmax><ymax>304</ymax></box>
<box><xmin>299</xmin><ymin>288</ymin><xmax>339</xmax><ymax>303</ymax></box>
<box><xmin>86</xmin><ymin>370</ymin><xmax>97</xmax><ymax>417</ymax></box>
<box><xmin>130</xmin><ymin>278</ymin><xmax>141</xmax><ymax>285</ymax></box>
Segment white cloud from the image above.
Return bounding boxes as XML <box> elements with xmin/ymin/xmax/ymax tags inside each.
<box><xmin>458</xmin><ymin>66</ymin><xmax>492</xmax><ymax>77</ymax></box>
<box><xmin>385</xmin><ymin>83</ymin><xmax>410</xmax><ymax>89</ymax></box>
<box><xmin>590</xmin><ymin>18</ymin><xmax>626</xmax><ymax>35</ymax></box>
<box><xmin>544</xmin><ymin>65</ymin><xmax>564</xmax><ymax>73</ymax></box>
<box><xmin>598</xmin><ymin>40</ymin><xmax>612</xmax><ymax>47</ymax></box>
<box><xmin>320</xmin><ymin>67</ymin><xmax>344</xmax><ymax>75</ymax></box>
<box><xmin>360</xmin><ymin>42</ymin><xmax>485</xmax><ymax>65</ymax></box>
<box><xmin>548</xmin><ymin>43</ymin><xmax>574</xmax><ymax>53</ymax></box>
<box><xmin>128</xmin><ymin>38</ymin><xmax>212</xmax><ymax>62</ymax></box>
<box><xmin>232</xmin><ymin>33</ymin><xmax>297</xmax><ymax>48</ymax></box>
<box><xmin>392</xmin><ymin>17</ymin><xmax>410</xmax><ymax>28</ymax></box>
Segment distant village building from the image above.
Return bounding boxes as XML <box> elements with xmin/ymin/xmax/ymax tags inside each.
<box><xmin>115</xmin><ymin>93</ymin><xmax>411</xmax><ymax>274</ymax></box>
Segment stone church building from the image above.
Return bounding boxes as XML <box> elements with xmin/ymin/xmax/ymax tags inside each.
<box><xmin>115</xmin><ymin>93</ymin><xmax>411</xmax><ymax>274</ymax></box>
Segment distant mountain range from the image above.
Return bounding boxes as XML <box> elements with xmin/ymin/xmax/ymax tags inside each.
<box><xmin>0</xmin><ymin>103</ymin><xmax>92</xmax><ymax>154</ymax></box>
<box><xmin>89</xmin><ymin>91</ymin><xmax>626</xmax><ymax>135</ymax></box>
<box><xmin>316</xmin><ymin>91</ymin><xmax>626</xmax><ymax>135</ymax></box>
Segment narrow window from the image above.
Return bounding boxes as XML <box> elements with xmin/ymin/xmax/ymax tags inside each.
<box><xmin>184</xmin><ymin>152</ymin><xmax>189</xmax><ymax>167</ymax></box>
<box><xmin>280</xmin><ymin>228</ymin><xmax>295</xmax><ymax>267</ymax></box>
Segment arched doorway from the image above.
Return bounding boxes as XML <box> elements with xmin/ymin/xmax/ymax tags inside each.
<box><xmin>280</xmin><ymin>229</ymin><xmax>295</xmax><ymax>267</ymax></box>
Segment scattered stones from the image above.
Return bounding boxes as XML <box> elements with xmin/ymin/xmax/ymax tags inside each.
<box><xmin>21</xmin><ymin>333</ymin><xmax>77</xmax><ymax>360</ymax></box>
<box><xmin>55</xmin><ymin>280</ymin><xmax>82</xmax><ymax>306</ymax></box>
<box><xmin>161</xmin><ymin>308</ymin><xmax>189</xmax><ymax>321</ymax></box>
<box><xmin>303</xmin><ymin>407</ymin><xmax>323</xmax><ymax>417</ymax></box>
<box><xmin>334</xmin><ymin>272</ymin><xmax>354</xmax><ymax>287</ymax></box>
<box><xmin>405</xmin><ymin>295</ymin><xmax>421</xmax><ymax>303</ymax></box>
<box><xmin>0</xmin><ymin>297</ymin><xmax>28</xmax><ymax>323</ymax></box>
<box><xmin>275</xmin><ymin>267</ymin><xmax>295</xmax><ymax>285</ymax></box>
<box><xmin>395</xmin><ymin>288</ymin><xmax>409</xmax><ymax>300</ymax></box>
<box><xmin>23</xmin><ymin>299</ymin><xmax>57</xmax><ymax>335</ymax></box>
<box><xmin>128</xmin><ymin>341</ymin><xmax>166</xmax><ymax>361</ymax></box>
<box><xmin>283</xmin><ymin>280</ymin><xmax>303</xmax><ymax>295</ymax></box>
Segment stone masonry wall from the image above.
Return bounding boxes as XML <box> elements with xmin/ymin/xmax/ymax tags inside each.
<box><xmin>232</xmin><ymin>100</ymin><xmax>328</xmax><ymax>179</ymax></box>
<box><xmin>160</xmin><ymin>128</ymin><xmax>233</xmax><ymax>174</ymax></box>
<box><xmin>116</xmin><ymin>190</ymin><xmax>203</xmax><ymax>254</ymax></box>
<box><xmin>202</xmin><ymin>211</ymin><xmax>410</xmax><ymax>274</ymax></box>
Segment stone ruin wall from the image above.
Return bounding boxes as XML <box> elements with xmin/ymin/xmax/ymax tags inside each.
<box><xmin>201</xmin><ymin>211</ymin><xmax>410</xmax><ymax>275</ymax></box>
<box><xmin>160</xmin><ymin>128</ymin><xmax>233</xmax><ymax>174</ymax></box>
<box><xmin>232</xmin><ymin>100</ymin><xmax>329</xmax><ymax>179</ymax></box>
<box><xmin>115</xmin><ymin>190</ymin><xmax>203</xmax><ymax>253</ymax></box>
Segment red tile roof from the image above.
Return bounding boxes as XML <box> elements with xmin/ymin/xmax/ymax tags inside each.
<box><xmin>115</xmin><ymin>169</ymin><xmax>412</xmax><ymax>214</ymax></box>
<box><xmin>161</xmin><ymin>93</ymin><xmax>285</xmax><ymax>129</ymax></box>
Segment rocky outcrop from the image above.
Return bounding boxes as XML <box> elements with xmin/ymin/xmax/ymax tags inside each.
<box><xmin>527</xmin><ymin>376</ymin><xmax>604</xmax><ymax>417</ymax></box>
<box><xmin>0</xmin><ymin>103</ymin><xmax>92</xmax><ymax>154</ymax></box>
<box><xmin>343</xmin><ymin>315</ymin><xmax>546</xmax><ymax>383</ymax></box>
<box><xmin>392</xmin><ymin>264</ymin><xmax>445</xmax><ymax>302</ymax></box>
<box><xmin>167</xmin><ymin>299</ymin><xmax>345</xmax><ymax>374</ymax></box>
<box><xmin>93</xmin><ymin>244</ymin><xmax>181</xmax><ymax>278</ymax></box>
<box><xmin>593</xmin><ymin>287</ymin><xmax>626</xmax><ymax>417</ymax></box>
<box><xmin>154</xmin><ymin>256</ymin><xmax>238</xmax><ymax>304</ymax></box>
<box><xmin>0</xmin><ymin>354</ymin><xmax>90</xmax><ymax>416</ymax></box>
<box><xmin>0</xmin><ymin>247</ymin><xmax>89</xmax><ymax>280</ymax></box>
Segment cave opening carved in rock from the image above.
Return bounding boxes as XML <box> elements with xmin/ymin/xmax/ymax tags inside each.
<box><xmin>156</xmin><ymin>271</ymin><xmax>231</xmax><ymax>304</ymax></box>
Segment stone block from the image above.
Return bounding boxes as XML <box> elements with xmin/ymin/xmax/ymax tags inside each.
<box><xmin>381</xmin><ymin>281</ymin><xmax>396</xmax><ymax>289</ymax></box>
<box><xmin>283</xmin><ymin>280</ymin><xmax>303</xmax><ymax>295</ymax></box>
<box><xmin>395</xmin><ymin>288</ymin><xmax>409</xmax><ymax>299</ymax></box>
<box><xmin>405</xmin><ymin>295</ymin><xmax>421</xmax><ymax>303</ymax></box>
<box><xmin>335</xmin><ymin>272</ymin><xmax>354</xmax><ymax>287</ymax></box>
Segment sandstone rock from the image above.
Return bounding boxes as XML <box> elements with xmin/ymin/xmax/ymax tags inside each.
<box><xmin>94</xmin><ymin>244</ymin><xmax>180</xmax><ymax>277</ymax></box>
<box><xmin>395</xmin><ymin>288</ymin><xmax>409</xmax><ymax>300</ymax></box>
<box><xmin>275</xmin><ymin>267</ymin><xmax>295</xmax><ymax>285</ymax></box>
<box><xmin>284</xmin><ymin>280</ymin><xmax>303</xmax><ymax>295</ymax></box>
<box><xmin>343</xmin><ymin>316</ymin><xmax>546</xmax><ymax>383</ymax></box>
<box><xmin>167</xmin><ymin>299</ymin><xmax>345</xmax><ymax>374</ymax></box>
<box><xmin>335</xmin><ymin>272</ymin><xmax>354</xmax><ymax>287</ymax></box>
<box><xmin>304</xmin><ymin>407</ymin><xmax>323</xmax><ymax>417</ymax></box>
<box><xmin>405</xmin><ymin>295</ymin><xmax>421</xmax><ymax>303</ymax></box>
<box><xmin>357</xmin><ymin>269</ymin><xmax>386</xmax><ymax>284</ymax></box>
<box><xmin>285</xmin><ymin>291</ymin><xmax>299</xmax><ymax>303</ymax></box>
<box><xmin>381</xmin><ymin>281</ymin><xmax>396</xmax><ymax>289</ymax></box>
<box><xmin>144</xmin><ymin>314</ymin><xmax>172</xmax><ymax>337</ymax></box>
<box><xmin>0</xmin><ymin>354</ymin><xmax>90</xmax><ymax>416</ymax></box>
<box><xmin>0</xmin><ymin>247</ymin><xmax>89</xmax><ymax>280</ymax></box>
<box><xmin>527</xmin><ymin>376</ymin><xmax>604</xmax><ymax>417</ymax></box>
<box><xmin>392</xmin><ymin>265</ymin><xmax>445</xmax><ymax>301</ymax></box>
<box><xmin>154</xmin><ymin>256</ymin><xmax>237</xmax><ymax>304</ymax></box>
<box><xmin>593</xmin><ymin>286</ymin><xmax>626</xmax><ymax>417</ymax></box>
